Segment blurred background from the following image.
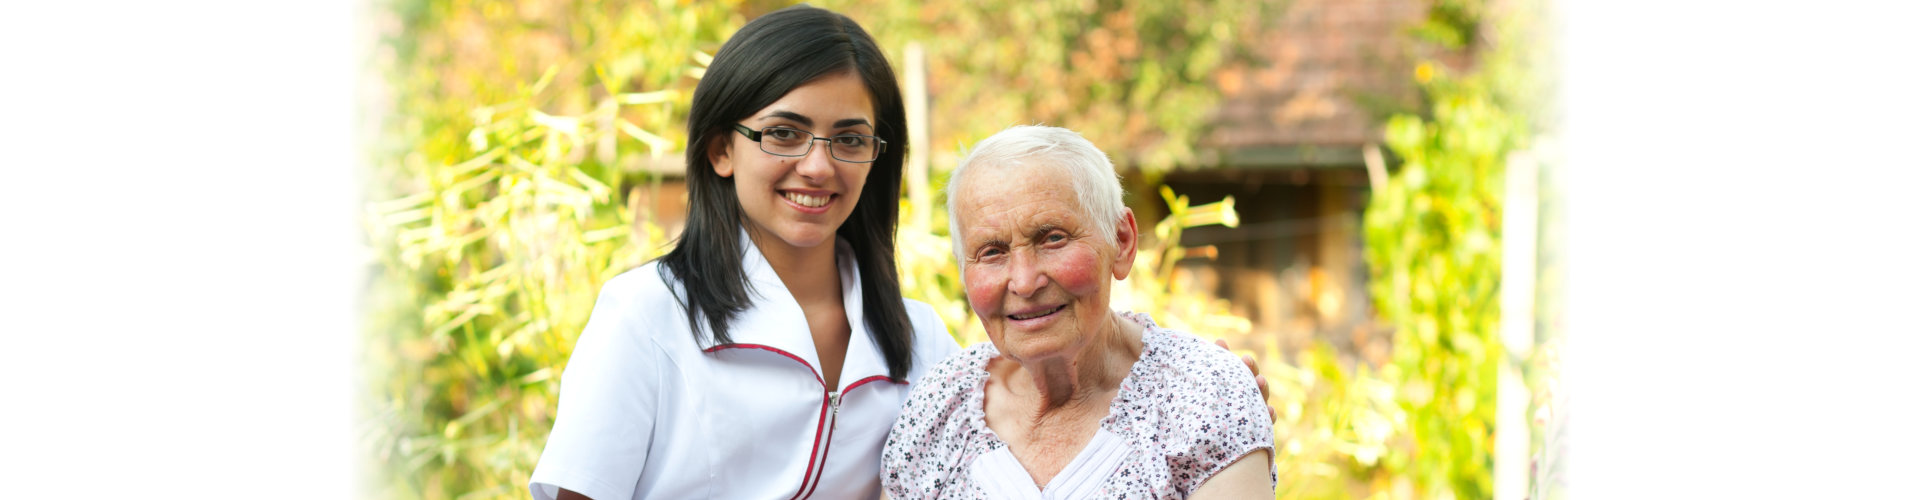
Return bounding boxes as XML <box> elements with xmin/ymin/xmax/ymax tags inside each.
<box><xmin>11</xmin><ymin>1</ymin><xmax>1917</xmax><ymax>500</ymax></box>
<box><xmin>358</xmin><ymin>0</ymin><xmax>1564</xmax><ymax>499</ymax></box>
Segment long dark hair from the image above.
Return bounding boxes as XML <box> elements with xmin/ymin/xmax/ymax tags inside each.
<box><xmin>657</xmin><ymin>5</ymin><xmax>915</xmax><ymax>380</ymax></box>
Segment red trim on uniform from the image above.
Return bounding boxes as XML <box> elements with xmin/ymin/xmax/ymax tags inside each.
<box><xmin>842</xmin><ymin>374</ymin><xmax>905</xmax><ymax>392</ymax></box>
<box><xmin>703</xmin><ymin>343</ymin><xmax>825</xmax><ymax>386</ymax></box>
<box><xmin>797</xmin><ymin>374</ymin><xmax>903</xmax><ymax>499</ymax></box>
<box><xmin>703</xmin><ymin>344</ymin><xmax>908</xmax><ymax>499</ymax></box>
<box><xmin>787</xmin><ymin>393</ymin><xmax>830</xmax><ymax>500</ymax></box>
<box><xmin>799</xmin><ymin>409</ymin><xmax>836</xmax><ymax>499</ymax></box>
<box><xmin>706</xmin><ymin>342</ymin><xmax>836</xmax><ymax>499</ymax></box>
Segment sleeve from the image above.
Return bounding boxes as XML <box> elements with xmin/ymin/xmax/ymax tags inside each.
<box><xmin>882</xmin><ymin>346</ymin><xmax>978</xmax><ymax>499</ymax></box>
<box><xmin>528</xmin><ymin>274</ymin><xmax>661</xmax><ymax>500</ymax></box>
<box><xmin>1168</xmin><ymin>339</ymin><xmax>1278</xmax><ymax>495</ymax></box>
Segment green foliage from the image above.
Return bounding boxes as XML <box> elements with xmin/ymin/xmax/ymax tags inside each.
<box><xmin>1410</xmin><ymin>0</ymin><xmax>1484</xmax><ymax>50</ymax></box>
<box><xmin>1367</xmin><ymin>91</ymin><xmax>1511</xmax><ymax>500</ymax></box>
<box><xmin>816</xmin><ymin>0</ymin><xmax>1275</xmax><ymax>172</ymax></box>
<box><xmin>1145</xmin><ymin>189</ymin><xmax>1416</xmax><ymax>500</ymax></box>
<box><xmin>1124</xmin><ymin>187</ymin><xmax>1253</xmax><ymax>337</ymax></box>
<box><xmin>1361</xmin><ymin>0</ymin><xmax>1550</xmax><ymax>497</ymax></box>
<box><xmin>362</xmin><ymin>85</ymin><xmax>658</xmax><ymax>499</ymax></box>
<box><xmin>892</xmin><ymin>196</ymin><xmax>975</xmax><ymax>343</ymax></box>
<box><xmin>1256</xmin><ymin>343</ymin><xmax>1405</xmax><ymax>499</ymax></box>
<box><xmin>361</xmin><ymin>1</ymin><xmax>740</xmax><ymax>498</ymax></box>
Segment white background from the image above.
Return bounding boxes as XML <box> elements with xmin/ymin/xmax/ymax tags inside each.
<box><xmin>2</xmin><ymin>0</ymin><xmax>1916</xmax><ymax>498</ymax></box>
<box><xmin>1563</xmin><ymin>1</ymin><xmax>1920</xmax><ymax>497</ymax></box>
<box><xmin>1</xmin><ymin>2</ymin><xmax>357</xmax><ymax>498</ymax></box>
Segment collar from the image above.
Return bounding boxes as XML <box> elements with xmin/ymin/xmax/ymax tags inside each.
<box><xmin>710</xmin><ymin>228</ymin><xmax>894</xmax><ymax>390</ymax></box>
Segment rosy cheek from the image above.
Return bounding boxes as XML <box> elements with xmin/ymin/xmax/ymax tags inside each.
<box><xmin>963</xmin><ymin>267</ymin><xmax>1001</xmax><ymax>314</ymax></box>
<box><xmin>1049</xmin><ymin>246</ymin><xmax>1105</xmax><ymax>297</ymax></box>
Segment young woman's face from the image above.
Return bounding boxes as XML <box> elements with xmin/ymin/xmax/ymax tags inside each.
<box><xmin>711</xmin><ymin>71</ymin><xmax>877</xmax><ymax>256</ymax></box>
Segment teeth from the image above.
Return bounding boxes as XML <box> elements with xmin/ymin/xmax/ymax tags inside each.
<box><xmin>1010</xmin><ymin>305</ymin><xmax>1063</xmax><ymax>320</ymax></box>
<box><xmin>784</xmin><ymin>192</ymin><xmax>828</xmax><ymax>208</ymax></box>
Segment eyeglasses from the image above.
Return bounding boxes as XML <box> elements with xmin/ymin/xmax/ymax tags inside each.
<box><xmin>732</xmin><ymin>124</ymin><xmax>887</xmax><ymax>163</ymax></box>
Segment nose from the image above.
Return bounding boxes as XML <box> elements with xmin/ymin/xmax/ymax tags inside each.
<box><xmin>795</xmin><ymin>138</ymin><xmax>837</xmax><ymax>183</ymax></box>
<box><xmin>1007</xmin><ymin>249</ymin><xmax>1049</xmax><ymax>298</ymax></box>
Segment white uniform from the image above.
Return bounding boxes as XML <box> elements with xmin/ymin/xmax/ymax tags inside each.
<box><xmin>529</xmin><ymin>236</ymin><xmax>960</xmax><ymax>500</ymax></box>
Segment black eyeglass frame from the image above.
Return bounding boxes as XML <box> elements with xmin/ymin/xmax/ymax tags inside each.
<box><xmin>730</xmin><ymin>124</ymin><xmax>888</xmax><ymax>163</ymax></box>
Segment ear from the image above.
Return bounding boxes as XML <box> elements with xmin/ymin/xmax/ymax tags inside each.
<box><xmin>1110</xmin><ymin>208</ymin><xmax>1139</xmax><ymax>280</ymax></box>
<box><xmin>707</xmin><ymin>134</ymin><xmax>735</xmax><ymax>178</ymax></box>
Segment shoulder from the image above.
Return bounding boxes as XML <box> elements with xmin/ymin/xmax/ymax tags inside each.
<box><xmin>902</xmin><ymin>340</ymin><xmax>993</xmax><ymax>410</ymax></box>
<box><xmin>596</xmin><ymin>262</ymin><xmax>682</xmax><ymax>311</ymax></box>
<box><xmin>595</xmin><ymin>263</ymin><xmax>694</xmax><ymax>330</ymax></box>
<box><xmin>533</xmin><ymin>267</ymin><xmax>683</xmax><ymax>500</ymax></box>
<box><xmin>570</xmin><ymin>263</ymin><xmax>691</xmax><ymax>358</ymax></box>
<box><xmin>1122</xmin><ymin>314</ymin><xmax>1274</xmax><ymax>493</ymax></box>
<box><xmin>882</xmin><ymin>342</ymin><xmax>994</xmax><ymax>494</ymax></box>
<box><xmin>1135</xmin><ymin>320</ymin><xmax>1263</xmax><ymax>422</ymax></box>
<box><xmin>1143</xmin><ymin>323</ymin><xmax>1253</xmax><ymax>390</ymax></box>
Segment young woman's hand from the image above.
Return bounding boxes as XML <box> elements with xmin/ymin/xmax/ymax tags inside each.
<box><xmin>1215</xmin><ymin>339</ymin><xmax>1275</xmax><ymax>422</ymax></box>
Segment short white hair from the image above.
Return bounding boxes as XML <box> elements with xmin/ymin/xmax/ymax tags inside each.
<box><xmin>945</xmin><ymin>125</ymin><xmax>1126</xmax><ymax>267</ymax></box>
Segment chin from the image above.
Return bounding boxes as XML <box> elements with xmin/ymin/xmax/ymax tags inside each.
<box><xmin>993</xmin><ymin>328</ymin><xmax>1081</xmax><ymax>362</ymax></box>
<box><xmin>774</xmin><ymin>226</ymin><xmax>837</xmax><ymax>248</ymax></box>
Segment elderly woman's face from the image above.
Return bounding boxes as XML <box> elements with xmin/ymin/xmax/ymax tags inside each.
<box><xmin>954</xmin><ymin>164</ymin><xmax>1134</xmax><ymax>364</ymax></box>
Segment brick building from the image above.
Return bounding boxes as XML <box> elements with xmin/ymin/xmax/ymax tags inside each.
<box><xmin>1157</xmin><ymin>0</ymin><xmax>1433</xmax><ymax>365</ymax></box>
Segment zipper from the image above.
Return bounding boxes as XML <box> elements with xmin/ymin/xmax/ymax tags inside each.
<box><xmin>789</xmin><ymin>389</ymin><xmax>836</xmax><ymax>499</ymax></box>
<box><xmin>828</xmin><ymin>391</ymin><xmax>842</xmax><ymax>431</ymax></box>
<box><xmin>795</xmin><ymin>389</ymin><xmax>839</xmax><ymax>499</ymax></box>
<box><xmin>705</xmin><ymin>344</ymin><xmax>898</xmax><ymax>500</ymax></box>
<box><xmin>798</xmin><ymin>379</ymin><xmax>893</xmax><ymax>499</ymax></box>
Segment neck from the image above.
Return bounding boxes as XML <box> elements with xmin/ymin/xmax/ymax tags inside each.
<box><xmin>1010</xmin><ymin>311</ymin><xmax>1144</xmax><ymax>414</ymax></box>
<box><xmin>745</xmin><ymin>227</ymin><xmax>842</xmax><ymax>304</ymax></box>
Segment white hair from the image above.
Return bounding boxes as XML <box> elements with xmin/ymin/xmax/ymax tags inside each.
<box><xmin>945</xmin><ymin>125</ymin><xmax>1126</xmax><ymax>269</ymax></box>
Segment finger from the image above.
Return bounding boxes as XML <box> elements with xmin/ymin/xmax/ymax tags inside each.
<box><xmin>1254</xmin><ymin>373</ymin><xmax>1273</xmax><ymax>407</ymax></box>
<box><xmin>1242</xmin><ymin>354</ymin><xmax>1261</xmax><ymax>376</ymax></box>
<box><xmin>1215</xmin><ymin>338</ymin><xmax>1230</xmax><ymax>350</ymax></box>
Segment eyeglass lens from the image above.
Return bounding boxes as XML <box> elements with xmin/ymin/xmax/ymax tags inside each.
<box><xmin>758</xmin><ymin>127</ymin><xmax>879</xmax><ymax>162</ymax></box>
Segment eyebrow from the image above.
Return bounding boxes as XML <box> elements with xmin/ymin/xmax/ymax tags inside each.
<box><xmin>759</xmin><ymin>111</ymin><xmax>872</xmax><ymax>131</ymax></box>
<box><xmin>1027</xmin><ymin>224</ymin><xmax>1063</xmax><ymax>240</ymax></box>
<box><xmin>972</xmin><ymin>237</ymin><xmax>1008</xmax><ymax>252</ymax></box>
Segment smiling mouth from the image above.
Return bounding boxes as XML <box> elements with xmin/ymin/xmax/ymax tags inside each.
<box><xmin>1009</xmin><ymin>304</ymin><xmax>1065</xmax><ymax>321</ymax></box>
<box><xmin>783</xmin><ymin>191</ymin><xmax>832</xmax><ymax>208</ymax></box>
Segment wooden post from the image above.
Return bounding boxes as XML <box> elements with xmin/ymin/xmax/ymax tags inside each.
<box><xmin>1495</xmin><ymin>148</ymin><xmax>1539</xmax><ymax>500</ymax></box>
<box><xmin>903</xmin><ymin>42</ymin><xmax>931</xmax><ymax>231</ymax></box>
<box><xmin>1362</xmin><ymin>142</ymin><xmax>1388</xmax><ymax>194</ymax></box>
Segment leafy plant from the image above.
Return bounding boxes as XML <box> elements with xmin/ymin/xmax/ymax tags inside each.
<box><xmin>361</xmin><ymin>77</ymin><xmax>681</xmax><ymax>498</ymax></box>
<box><xmin>360</xmin><ymin>1</ymin><xmax>739</xmax><ymax>498</ymax></box>
<box><xmin>1360</xmin><ymin>0</ymin><xmax>1553</xmax><ymax>496</ymax></box>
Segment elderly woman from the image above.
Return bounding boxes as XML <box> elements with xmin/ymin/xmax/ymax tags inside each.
<box><xmin>883</xmin><ymin>126</ymin><xmax>1274</xmax><ymax>498</ymax></box>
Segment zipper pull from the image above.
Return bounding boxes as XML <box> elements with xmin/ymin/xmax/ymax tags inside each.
<box><xmin>829</xmin><ymin>391</ymin><xmax>842</xmax><ymax>431</ymax></box>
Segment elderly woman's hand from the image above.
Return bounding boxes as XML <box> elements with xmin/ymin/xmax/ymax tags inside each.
<box><xmin>1214</xmin><ymin>339</ymin><xmax>1276</xmax><ymax>422</ymax></box>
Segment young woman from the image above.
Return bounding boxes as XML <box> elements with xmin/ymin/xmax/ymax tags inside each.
<box><xmin>528</xmin><ymin>6</ymin><xmax>958</xmax><ymax>499</ymax></box>
<box><xmin>529</xmin><ymin>6</ymin><xmax>1270</xmax><ymax>500</ymax></box>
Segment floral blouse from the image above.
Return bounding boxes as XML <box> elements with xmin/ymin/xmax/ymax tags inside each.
<box><xmin>882</xmin><ymin>312</ymin><xmax>1276</xmax><ymax>499</ymax></box>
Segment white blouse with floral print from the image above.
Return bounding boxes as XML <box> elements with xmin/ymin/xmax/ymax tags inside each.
<box><xmin>882</xmin><ymin>312</ymin><xmax>1276</xmax><ymax>499</ymax></box>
